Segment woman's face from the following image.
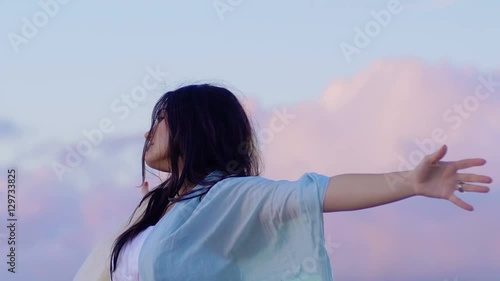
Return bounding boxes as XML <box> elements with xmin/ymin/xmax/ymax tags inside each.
<box><xmin>144</xmin><ymin>114</ymin><xmax>171</xmax><ymax>172</ymax></box>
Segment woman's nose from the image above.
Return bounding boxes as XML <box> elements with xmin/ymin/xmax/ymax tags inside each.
<box><xmin>144</xmin><ymin>131</ymin><xmax>149</xmax><ymax>139</ymax></box>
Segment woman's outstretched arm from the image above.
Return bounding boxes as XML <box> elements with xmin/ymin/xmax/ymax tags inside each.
<box><xmin>323</xmin><ymin>170</ymin><xmax>415</xmax><ymax>212</ymax></box>
<box><xmin>323</xmin><ymin>145</ymin><xmax>493</xmax><ymax>213</ymax></box>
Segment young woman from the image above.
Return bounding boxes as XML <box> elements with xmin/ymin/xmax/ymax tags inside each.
<box><xmin>73</xmin><ymin>83</ymin><xmax>493</xmax><ymax>281</ymax></box>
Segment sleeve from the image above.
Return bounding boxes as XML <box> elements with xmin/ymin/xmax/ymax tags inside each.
<box><xmin>72</xmin><ymin>236</ymin><xmax>114</xmax><ymax>281</ymax></box>
<box><xmin>230</xmin><ymin>172</ymin><xmax>334</xmax><ymax>280</ymax></box>
<box><xmin>244</xmin><ymin>172</ymin><xmax>330</xmax><ymax>226</ymax></box>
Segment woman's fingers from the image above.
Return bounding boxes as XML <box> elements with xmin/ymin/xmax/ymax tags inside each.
<box><xmin>453</xmin><ymin>158</ymin><xmax>487</xmax><ymax>170</ymax></box>
<box><xmin>457</xmin><ymin>173</ymin><xmax>493</xmax><ymax>184</ymax></box>
<box><xmin>446</xmin><ymin>157</ymin><xmax>491</xmax><ymax>211</ymax></box>
<box><xmin>455</xmin><ymin>172</ymin><xmax>492</xmax><ymax>193</ymax></box>
<box><xmin>457</xmin><ymin>183</ymin><xmax>491</xmax><ymax>193</ymax></box>
<box><xmin>449</xmin><ymin>194</ymin><xmax>474</xmax><ymax>211</ymax></box>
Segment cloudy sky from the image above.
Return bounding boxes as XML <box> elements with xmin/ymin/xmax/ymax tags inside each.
<box><xmin>0</xmin><ymin>0</ymin><xmax>499</xmax><ymax>280</ymax></box>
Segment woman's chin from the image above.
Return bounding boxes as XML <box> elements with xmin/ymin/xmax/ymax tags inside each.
<box><xmin>145</xmin><ymin>159</ymin><xmax>170</xmax><ymax>172</ymax></box>
<box><xmin>144</xmin><ymin>157</ymin><xmax>158</xmax><ymax>170</ymax></box>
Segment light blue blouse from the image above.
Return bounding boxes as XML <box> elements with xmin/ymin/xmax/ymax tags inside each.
<box><xmin>138</xmin><ymin>170</ymin><xmax>334</xmax><ymax>281</ymax></box>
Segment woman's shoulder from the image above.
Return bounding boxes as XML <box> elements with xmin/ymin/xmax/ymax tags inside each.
<box><xmin>203</xmin><ymin>173</ymin><xmax>305</xmax><ymax>203</ymax></box>
<box><xmin>212</xmin><ymin>174</ymin><xmax>273</xmax><ymax>191</ymax></box>
<box><xmin>208</xmin><ymin>172</ymin><xmax>330</xmax><ymax>198</ymax></box>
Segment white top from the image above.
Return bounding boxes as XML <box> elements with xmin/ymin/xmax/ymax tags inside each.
<box><xmin>112</xmin><ymin>225</ymin><xmax>155</xmax><ymax>281</ymax></box>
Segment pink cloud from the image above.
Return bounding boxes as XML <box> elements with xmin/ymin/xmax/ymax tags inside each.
<box><xmin>257</xmin><ymin>58</ymin><xmax>500</xmax><ymax>279</ymax></box>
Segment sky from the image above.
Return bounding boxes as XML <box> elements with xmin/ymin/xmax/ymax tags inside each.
<box><xmin>0</xmin><ymin>0</ymin><xmax>499</xmax><ymax>280</ymax></box>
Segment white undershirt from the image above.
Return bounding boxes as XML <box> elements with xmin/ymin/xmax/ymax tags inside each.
<box><xmin>112</xmin><ymin>226</ymin><xmax>155</xmax><ymax>281</ymax></box>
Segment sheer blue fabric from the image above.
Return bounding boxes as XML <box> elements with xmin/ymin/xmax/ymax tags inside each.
<box><xmin>139</xmin><ymin>170</ymin><xmax>334</xmax><ymax>281</ymax></box>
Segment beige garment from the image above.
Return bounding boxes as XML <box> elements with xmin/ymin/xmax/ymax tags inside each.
<box><xmin>73</xmin><ymin>196</ymin><xmax>151</xmax><ymax>281</ymax></box>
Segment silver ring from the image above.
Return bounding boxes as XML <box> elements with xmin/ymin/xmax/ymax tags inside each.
<box><xmin>456</xmin><ymin>180</ymin><xmax>465</xmax><ymax>193</ymax></box>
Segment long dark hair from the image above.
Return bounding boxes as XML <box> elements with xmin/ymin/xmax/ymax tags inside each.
<box><xmin>109</xmin><ymin>83</ymin><xmax>263</xmax><ymax>279</ymax></box>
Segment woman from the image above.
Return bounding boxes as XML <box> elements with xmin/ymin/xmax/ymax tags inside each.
<box><xmin>73</xmin><ymin>83</ymin><xmax>493</xmax><ymax>281</ymax></box>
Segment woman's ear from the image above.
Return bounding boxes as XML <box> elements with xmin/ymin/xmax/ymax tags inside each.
<box><xmin>140</xmin><ymin>181</ymin><xmax>149</xmax><ymax>195</ymax></box>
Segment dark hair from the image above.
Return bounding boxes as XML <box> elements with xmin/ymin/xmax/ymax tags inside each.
<box><xmin>109</xmin><ymin>83</ymin><xmax>263</xmax><ymax>279</ymax></box>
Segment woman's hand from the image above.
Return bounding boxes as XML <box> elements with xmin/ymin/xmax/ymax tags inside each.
<box><xmin>411</xmin><ymin>144</ymin><xmax>493</xmax><ymax>211</ymax></box>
